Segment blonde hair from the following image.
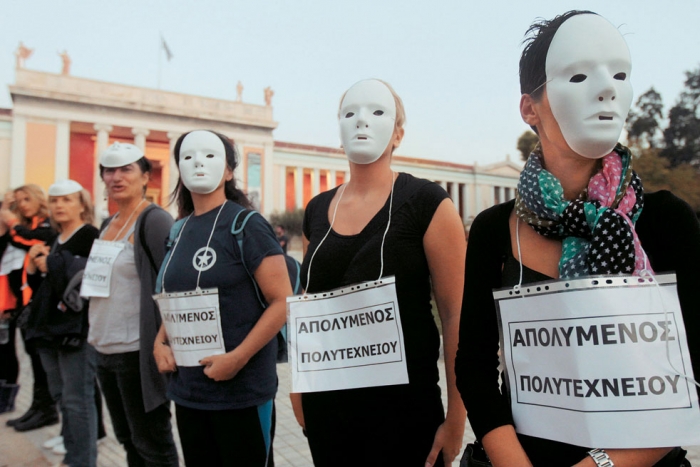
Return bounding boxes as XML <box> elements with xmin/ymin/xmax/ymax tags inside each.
<box><xmin>337</xmin><ymin>79</ymin><xmax>406</xmax><ymax>131</ymax></box>
<box><xmin>48</xmin><ymin>189</ymin><xmax>95</xmax><ymax>232</ymax></box>
<box><xmin>13</xmin><ymin>184</ymin><xmax>49</xmax><ymax>227</ymax></box>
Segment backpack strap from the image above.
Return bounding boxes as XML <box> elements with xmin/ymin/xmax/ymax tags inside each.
<box><xmin>138</xmin><ymin>208</ymin><xmax>158</xmax><ymax>274</ymax></box>
<box><xmin>154</xmin><ymin>218</ymin><xmax>187</xmax><ymax>294</ymax></box>
<box><xmin>231</xmin><ymin>209</ymin><xmax>267</xmax><ymax>309</ymax></box>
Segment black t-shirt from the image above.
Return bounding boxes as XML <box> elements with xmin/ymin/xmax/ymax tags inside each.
<box><xmin>456</xmin><ymin>191</ymin><xmax>700</xmax><ymax>467</ymax></box>
<box><xmin>162</xmin><ymin>201</ymin><xmax>283</xmax><ymax>410</ymax></box>
<box><xmin>302</xmin><ymin>172</ymin><xmax>449</xmax><ymax>391</ymax></box>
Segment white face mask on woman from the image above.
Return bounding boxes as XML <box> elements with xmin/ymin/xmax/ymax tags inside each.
<box><xmin>545</xmin><ymin>14</ymin><xmax>633</xmax><ymax>159</ymax></box>
<box><xmin>179</xmin><ymin>131</ymin><xmax>227</xmax><ymax>194</ymax></box>
<box><xmin>339</xmin><ymin>80</ymin><xmax>397</xmax><ymax>165</ymax></box>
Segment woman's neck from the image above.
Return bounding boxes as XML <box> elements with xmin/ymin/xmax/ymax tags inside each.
<box><xmin>191</xmin><ymin>190</ymin><xmax>227</xmax><ymax>216</ymax></box>
<box><xmin>59</xmin><ymin>220</ymin><xmax>84</xmax><ymax>241</ymax></box>
<box><xmin>115</xmin><ymin>197</ymin><xmax>144</xmax><ymax>217</ymax></box>
<box><xmin>346</xmin><ymin>157</ymin><xmax>394</xmax><ymax>197</ymax></box>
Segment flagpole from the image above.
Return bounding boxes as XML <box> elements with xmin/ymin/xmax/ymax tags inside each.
<box><xmin>157</xmin><ymin>35</ymin><xmax>162</xmax><ymax>89</ymax></box>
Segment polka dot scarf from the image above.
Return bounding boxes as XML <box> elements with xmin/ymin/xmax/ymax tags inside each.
<box><xmin>515</xmin><ymin>144</ymin><xmax>650</xmax><ymax>278</ymax></box>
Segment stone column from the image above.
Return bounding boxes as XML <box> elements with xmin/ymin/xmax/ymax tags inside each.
<box><xmin>449</xmin><ymin>181</ymin><xmax>458</xmax><ymax>204</ymax></box>
<box><xmin>93</xmin><ymin>124</ymin><xmax>113</xmax><ymax>221</ymax></box>
<box><xmin>499</xmin><ymin>186</ymin><xmax>505</xmax><ymax>204</ymax></box>
<box><xmin>312</xmin><ymin>168</ymin><xmax>320</xmax><ymax>197</ymax></box>
<box><xmin>166</xmin><ymin>132</ymin><xmax>181</xmax><ymax>217</ymax></box>
<box><xmin>440</xmin><ymin>180</ymin><xmax>447</xmax><ymax>191</ymax></box>
<box><xmin>54</xmin><ymin>119</ymin><xmax>70</xmax><ymax>182</ymax></box>
<box><xmin>132</xmin><ymin>128</ymin><xmax>150</xmax><ymax>151</ymax></box>
<box><xmin>329</xmin><ymin>169</ymin><xmax>337</xmax><ymax>189</ymax></box>
<box><xmin>262</xmin><ymin>141</ymin><xmax>275</xmax><ymax>215</ymax></box>
<box><xmin>295</xmin><ymin>166</ymin><xmax>304</xmax><ymax>209</ymax></box>
<box><xmin>460</xmin><ymin>183</ymin><xmax>468</xmax><ymax>221</ymax></box>
<box><xmin>9</xmin><ymin>115</ymin><xmax>27</xmax><ymax>185</ymax></box>
<box><xmin>278</xmin><ymin>166</ymin><xmax>287</xmax><ymax>213</ymax></box>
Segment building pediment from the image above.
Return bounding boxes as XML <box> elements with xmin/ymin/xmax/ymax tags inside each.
<box><xmin>10</xmin><ymin>69</ymin><xmax>277</xmax><ymax>130</ymax></box>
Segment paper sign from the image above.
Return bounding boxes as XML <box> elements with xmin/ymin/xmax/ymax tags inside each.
<box><xmin>287</xmin><ymin>276</ymin><xmax>408</xmax><ymax>393</ymax></box>
<box><xmin>80</xmin><ymin>240</ymin><xmax>124</xmax><ymax>298</ymax></box>
<box><xmin>495</xmin><ymin>274</ymin><xmax>700</xmax><ymax>448</ymax></box>
<box><xmin>154</xmin><ymin>288</ymin><xmax>226</xmax><ymax>367</ymax></box>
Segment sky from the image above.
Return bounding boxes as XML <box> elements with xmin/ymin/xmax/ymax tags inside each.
<box><xmin>1</xmin><ymin>0</ymin><xmax>699</xmax><ymax>166</ymax></box>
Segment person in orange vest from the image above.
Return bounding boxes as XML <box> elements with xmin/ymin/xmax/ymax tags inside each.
<box><xmin>0</xmin><ymin>184</ymin><xmax>58</xmax><ymax>429</ymax></box>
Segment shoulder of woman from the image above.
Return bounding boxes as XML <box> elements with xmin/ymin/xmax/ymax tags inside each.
<box><xmin>140</xmin><ymin>204</ymin><xmax>174</xmax><ymax>231</ymax></box>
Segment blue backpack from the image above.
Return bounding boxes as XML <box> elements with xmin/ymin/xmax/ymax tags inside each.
<box><xmin>232</xmin><ymin>209</ymin><xmax>301</xmax><ymax>363</ymax></box>
<box><xmin>158</xmin><ymin>207</ymin><xmax>301</xmax><ymax>363</ymax></box>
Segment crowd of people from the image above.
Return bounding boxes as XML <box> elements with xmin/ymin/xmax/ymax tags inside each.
<box><xmin>0</xmin><ymin>9</ymin><xmax>698</xmax><ymax>467</ymax></box>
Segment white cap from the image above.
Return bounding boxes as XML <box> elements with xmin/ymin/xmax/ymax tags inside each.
<box><xmin>100</xmin><ymin>142</ymin><xmax>143</xmax><ymax>168</ymax></box>
<box><xmin>48</xmin><ymin>179</ymin><xmax>83</xmax><ymax>196</ymax></box>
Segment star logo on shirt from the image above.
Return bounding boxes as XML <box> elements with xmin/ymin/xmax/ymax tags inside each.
<box><xmin>192</xmin><ymin>247</ymin><xmax>217</xmax><ymax>272</ymax></box>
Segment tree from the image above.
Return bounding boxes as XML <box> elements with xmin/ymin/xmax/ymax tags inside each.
<box><xmin>632</xmin><ymin>147</ymin><xmax>700</xmax><ymax>212</ymax></box>
<box><xmin>626</xmin><ymin>88</ymin><xmax>663</xmax><ymax>148</ymax></box>
<box><xmin>661</xmin><ymin>67</ymin><xmax>700</xmax><ymax>167</ymax></box>
<box><xmin>517</xmin><ymin>130</ymin><xmax>539</xmax><ymax>161</ymax></box>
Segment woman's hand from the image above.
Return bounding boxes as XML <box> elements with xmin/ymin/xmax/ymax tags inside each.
<box><xmin>153</xmin><ymin>324</ymin><xmax>177</xmax><ymax>373</ymax></box>
<box><xmin>425</xmin><ymin>416</ymin><xmax>465</xmax><ymax>466</ymax></box>
<box><xmin>200</xmin><ymin>350</ymin><xmax>248</xmax><ymax>381</ymax></box>
<box><xmin>153</xmin><ymin>341</ymin><xmax>177</xmax><ymax>373</ymax></box>
<box><xmin>27</xmin><ymin>244</ymin><xmax>50</xmax><ymax>274</ymax></box>
<box><xmin>290</xmin><ymin>392</ymin><xmax>305</xmax><ymax>429</ymax></box>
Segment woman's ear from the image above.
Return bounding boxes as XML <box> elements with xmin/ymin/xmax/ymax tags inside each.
<box><xmin>393</xmin><ymin>127</ymin><xmax>405</xmax><ymax>149</ymax></box>
<box><xmin>520</xmin><ymin>94</ymin><xmax>540</xmax><ymax>127</ymax></box>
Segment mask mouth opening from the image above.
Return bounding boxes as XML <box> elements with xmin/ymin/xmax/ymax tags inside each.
<box><xmin>598</xmin><ymin>116</ymin><xmax>613</xmax><ymax>121</ymax></box>
<box><xmin>357</xmin><ymin>136</ymin><xmax>368</xmax><ymax>140</ymax></box>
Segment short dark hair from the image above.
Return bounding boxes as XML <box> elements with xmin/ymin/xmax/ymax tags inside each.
<box><xmin>171</xmin><ymin>130</ymin><xmax>251</xmax><ymax>218</ymax></box>
<box><xmin>99</xmin><ymin>156</ymin><xmax>152</xmax><ymax>178</ymax></box>
<box><xmin>519</xmin><ymin>10</ymin><xmax>597</xmax><ymax>101</ymax></box>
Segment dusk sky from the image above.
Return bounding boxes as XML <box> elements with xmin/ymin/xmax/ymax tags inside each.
<box><xmin>2</xmin><ymin>0</ymin><xmax>698</xmax><ymax>165</ymax></box>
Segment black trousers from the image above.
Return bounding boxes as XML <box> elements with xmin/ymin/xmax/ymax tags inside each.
<box><xmin>175</xmin><ymin>400</ymin><xmax>273</xmax><ymax>467</ymax></box>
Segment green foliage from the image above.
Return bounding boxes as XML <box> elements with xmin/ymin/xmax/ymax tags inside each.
<box><xmin>268</xmin><ymin>209</ymin><xmax>305</xmax><ymax>237</ymax></box>
<box><xmin>517</xmin><ymin>130</ymin><xmax>539</xmax><ymax>162</ymax></box>
<box><xmin>626</xmin><ymin>88</ymin><xmax>663</xmax><ymax>148</ymax></box>
<box><xmin>632</xmin><ymin>147</ymin><xmax>700</xmax><ymax>212</ymax></box>
<box><xmin>660</xmin><ymin>67</ymin><xmax>700</xmax><ymax>167</ymax></box>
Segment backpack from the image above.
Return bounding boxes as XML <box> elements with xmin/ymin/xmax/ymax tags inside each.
<box><xmin>157</xmin><ymin>206</ymin><xmax>300</xmax><ymax>363</ymax></box>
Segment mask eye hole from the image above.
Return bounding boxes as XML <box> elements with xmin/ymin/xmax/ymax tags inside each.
<box><xmin>345</xmin><ymin>112</ymin><xmax>354</xmax><ymax>118</ymax></box>
<box><xmin>183</xmin><ymin>155</ymin><xmax>192</xmax><ymax>160</ymax></box>
<box><xmin>614</xmin><ymin>72</ymin><xmax>627</xmax><ymax>81</ymax></box>
<box><xmin>206</xmin><ymin>154</ymin><xmax>215</xmax><ymax>158</ymax></box>
<box><xmin>373</xmin><ymin>110</ymin><xmax>384</xmax><ymax>116</ymax></box>
<box><xmin>569</xmin><ymin>74</ymin><xmax>587</xmax><ymax>83</ymax></box>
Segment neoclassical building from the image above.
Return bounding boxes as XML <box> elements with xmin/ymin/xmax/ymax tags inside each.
<box><xmin>0</xmin><ymin>67</ymin><xmax>520</xmax><ymax>224</ymax></box>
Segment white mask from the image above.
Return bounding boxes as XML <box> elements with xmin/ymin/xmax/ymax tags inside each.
<box><xmin>545</xmin><ymin>14</ymin><xmax>633</xmax><ymax>159</ymax></box>
<box><xmin>339</xmin><ymin>80</ymin><xmax>397</xmax><ymax>164</ymax></box>
<box><xmin>178</xmin><ymin>131</ymin><xmax>227</xmax><ymax>194</ymax></box>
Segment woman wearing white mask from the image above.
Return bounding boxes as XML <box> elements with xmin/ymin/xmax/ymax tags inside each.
<box><xmin>24</xmin><ymin>180</ymin><xmax>99</xmax><ymax>467</ymax></box>
<box><xmin>456</xmin><ymin>11</ymin><xmax>700</xmax><ymax>467</ymax></box>
<box><xmin>292</xmin><ymin>79</ymin><xmax>466</xmax><ymax>467</ymax></box>
<box><xmin>84</xmin><ymin>143</ymin><xmax>178</xmax><ymax>467</ymax></box>
<box><xmin>152</xmin><ymin>130</ymin><xmax>291</xmax><ymax>466</ymax></box>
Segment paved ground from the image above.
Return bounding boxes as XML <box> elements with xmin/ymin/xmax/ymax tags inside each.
<box><xmin>1</xmin><ymin>332</ymin><xmax>698</xmax><ymax>466</ymax></box>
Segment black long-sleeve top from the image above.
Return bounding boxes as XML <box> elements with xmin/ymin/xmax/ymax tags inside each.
<box><xmin>455</xmin><ymin>191</ymin><xmax>700</xmax><ymax>466</ymax></box>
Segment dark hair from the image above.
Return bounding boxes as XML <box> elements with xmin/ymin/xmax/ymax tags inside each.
<box><xmin>171</xmin><ymin>130</ymin><xmax>251</xmax><ymax>218</ymax></box>
<box><xmin>519</xmin><ymin>10</ymin><xmax>597</xmax><ymax>101</ymax></box>
<box><xmin>99</xmin><ymin>156</ymin><xmax>153</xmax><ymax>178</ymax></box>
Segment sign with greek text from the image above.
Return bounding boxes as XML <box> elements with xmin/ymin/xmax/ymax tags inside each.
<box><xmin>287</xmin><ymin>276</ymin><xmax>408</xmax><ymax>393</ymax></box>
<box><xmin>495</xmin><ymin>274</ymin><xmax>700</xmax><ymax>448</ymax></box>
<box><xmin>80</xmin><ymin>240</ymin><xmax>125</xmax><ymax>298</ymax></box>
<box><xmin>154</xmin><ymin>288</ymin><xmax>226</xmax><ymax>367</ymax></box>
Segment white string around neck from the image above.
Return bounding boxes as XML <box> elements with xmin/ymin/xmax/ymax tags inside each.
<box><xmin>160</xmin><ymin>201</ymin><xmax>227</xmax><ymax>294</ymax></box>
<box><xmin>110</xmin><ymin>199</ymin><xmax>145</xmax><ymax>241</ymax></box>
<box><xmin>304</xmin><ymin>172</ymin><xmax>396</xmax><ymax>293</ymax></box>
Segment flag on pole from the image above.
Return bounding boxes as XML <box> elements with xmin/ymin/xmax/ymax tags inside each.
<box><xmin>161</xmin><ymin>35</ymin><xmax>173</xmax><ymax>61</ymax></box>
